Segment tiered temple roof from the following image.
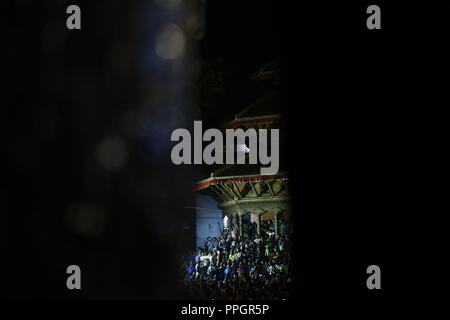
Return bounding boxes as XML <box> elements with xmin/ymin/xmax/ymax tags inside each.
<box><xmin>194</xmin><ymin>61</ymin><xmax>289</xmax><ymax>236</ymax></box>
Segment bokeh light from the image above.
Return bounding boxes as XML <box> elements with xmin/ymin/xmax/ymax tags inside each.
<box><xmin>65</xmin><ymin>203</ymin><xmax>107</xmax><ymax>237</ymax></box>
<box><xmin>96</xmin><ymin>135</ymin><xmax>128</xmax><ymax>171</ymax></box>
<box><xmin>155</xmin><ymin>24</ymin><xmax>186</xmax><ymax>60</ymax></box>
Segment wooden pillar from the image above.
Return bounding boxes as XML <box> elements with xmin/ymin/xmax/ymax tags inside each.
<box><xmin>256</xmin><ymin>213</ymin><xmax>261</xmax><ymax>236</ymax></box>
<box><xmin>232</xmin><ymin>214</ymin><xmax>237</xmax><ymax>239</ymax></box>
<box><xmin>238</xmin><ymin>214</ymin><xmax>243</xmax><ymax>238</ymax></box>
<box><xmin>274</xmin><ymin>211</ymin><xmax>279</xmax><ymax>239</ymax></box>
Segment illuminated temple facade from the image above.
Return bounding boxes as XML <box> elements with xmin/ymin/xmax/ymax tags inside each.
<box><xmin>194</xmin><ymin>61</ymin><xmax>290</xmax><ymax>245</ymax></box>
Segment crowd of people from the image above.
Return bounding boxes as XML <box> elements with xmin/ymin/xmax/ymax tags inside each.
<box><xmin>181</xmin><ymin>215</ymin><xmax>293</xmax><ymax>300</ymax></box>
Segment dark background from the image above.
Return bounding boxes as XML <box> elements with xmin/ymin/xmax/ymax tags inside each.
<box><xmin>2</xmin><ymin>0</ymin><xmax>450</xmax><ymax>300</ymax></box>
<box><xmin>287</xmin><ymin>1</ymin><xmax>450</xmax><ymax>298</ymax></box>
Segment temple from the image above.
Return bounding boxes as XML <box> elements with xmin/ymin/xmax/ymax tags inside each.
<box><xmin>193</xmin><ymin>61</ymin><xmax>290</xmax><ymax>242</ymax></box>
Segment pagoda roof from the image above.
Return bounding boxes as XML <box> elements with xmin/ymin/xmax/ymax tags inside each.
<box><xmin>194</xmin><ymin>152</ymin><xmax>288</xmax><ymax>192</ymax></box>
<box><xmin>194</xmin><ymin>61</ymin><xmax>285</xmax><ymax>192</ymax></box>
<box><xmin>223</xmin><ymin>89</ymin><xmax>282</xmax><ymax>129</ymax></box>
<box><xmin>194</xmin><ymin>171</ymin><xmax>288</xmax><ymax>191</ymax></box>
<box><xmin>250</xmin><ymin>60</ymin><xmax>280</xmax><ymax>83</ymax></box>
